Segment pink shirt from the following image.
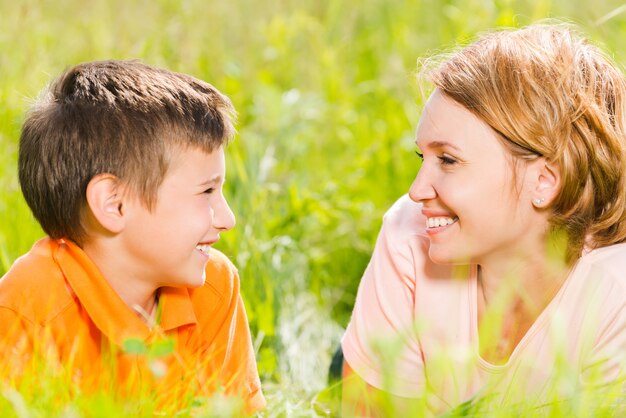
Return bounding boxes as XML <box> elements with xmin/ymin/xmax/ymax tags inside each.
<box><xmin>342</xmin><ymin>195</ymin><xmax>626</xmax><ymax>410</ymax></box>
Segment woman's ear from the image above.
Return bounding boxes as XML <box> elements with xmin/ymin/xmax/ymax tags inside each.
<box><xmin>85</xmin><ymin>174</ymin><xmax>126</xmax><ymax>234</ymax></box>
<box><xmin>530</xmin><ymin>158</ymin><xmax>561</xmax><ymax>208</ymax></box>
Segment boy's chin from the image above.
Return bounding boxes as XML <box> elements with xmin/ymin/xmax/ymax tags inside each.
<box><xmin>169</xmin><ymin>269</ymin><xmax>206</xmax><ymax>289</ymax></box>
<box><xmin>190</xmin><ymin>268</ymin><xmax>207</xmax><ymax>287</ymax></box>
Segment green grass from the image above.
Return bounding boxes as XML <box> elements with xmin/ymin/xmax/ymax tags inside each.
<box><xmin>2</xmin><ymin>0</ymin><xmax>626</xmax><ymax>415</ymax></box>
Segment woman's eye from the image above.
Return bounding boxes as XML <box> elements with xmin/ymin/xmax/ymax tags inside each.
<box><xmin>415</xmin><ymin>150</ymin><xmax>424</xmax><ymax>160</ymax></box>
<box><xmin>438</xmin><ymin>154</ymin><xmax>457</xmax><ymax>165</ymax></box>
<box><xmin>203</xmin><ymin>188</ymin><xmax>215</xmax><ymax>194</ymax></box>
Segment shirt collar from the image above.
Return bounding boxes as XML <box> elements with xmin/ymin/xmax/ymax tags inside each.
<box><xmin>52</xmin><ymin>239</ymin><xmax>197</xmax><ymax>346</ymax></box>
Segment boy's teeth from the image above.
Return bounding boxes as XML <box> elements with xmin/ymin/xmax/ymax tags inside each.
<box><xmin>427</xmin><ymin>217</ymin><xmax>458</xmax><ymax>228</ymax></box>
<box><xmin>196</xmin><ymin>244</ymin><xmax>211</xmax><ymax>254</ymax></box>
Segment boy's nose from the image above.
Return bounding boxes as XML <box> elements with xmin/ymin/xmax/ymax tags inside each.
<box><xmin>214</xmin><ymin>197</ymin><xmax>236</xmax><ymax>231</ymax></box>
<box><xmin>408</xmin><ymin>169</ymin><xmax>436</xmax><ymax>203</ymax></box>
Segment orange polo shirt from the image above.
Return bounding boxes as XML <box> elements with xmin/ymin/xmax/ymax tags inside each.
<box><xmin>0</xmin><ymin>238</ymin><xmax>265</xmax><ymax>414</ymax></box>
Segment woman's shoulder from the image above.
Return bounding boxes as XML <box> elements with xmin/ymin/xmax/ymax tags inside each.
<box><xmin>576</xmin><ymin>242</ymin><xmax>626</xmax><ymax>291</ymax></box>
<box><xmin>382</xmin><ymin>194</ymin><xmax>427</xmax><ymax>238</ymax></box>
<box><xmin>582</xmin><ymin>242</ymin><xmax>626</xmax><ymax>270</ymax></box>
<box><xmin>375</xmin><ymin>195</ymin><xmax>435</xmax><ymax>271</ymax></box>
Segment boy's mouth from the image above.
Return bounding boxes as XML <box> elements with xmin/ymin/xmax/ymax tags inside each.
<box><xmin>426</xmin><ymin>216</ymin><xmax>459</xmax><ymax>229</ymax></box>
<box><xmin>196</xmin><ymin>244</ymin><xmax>212</xmax><ymax>256</ymax></box>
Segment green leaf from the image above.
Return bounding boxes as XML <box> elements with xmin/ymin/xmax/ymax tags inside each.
<box><xmin>122</xmin><ymin>338</ymin><xmax>147</xmax><ymax>355</ymax></box>
<box><xmin>149</xmin><ymin>339</ymin><xmax>175</xmax><ymax>358</ymax></box>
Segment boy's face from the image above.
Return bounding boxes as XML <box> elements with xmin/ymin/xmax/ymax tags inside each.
<box><xmin>120</xmin><ymin>145</ymin><xmax>235</xmax><ymax>289</ymax></box>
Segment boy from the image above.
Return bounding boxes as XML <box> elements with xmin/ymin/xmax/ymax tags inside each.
<box><xmin>0</xmin><ymin>60</ymin><xmax>265</xmax><ymax>414</ymax></box>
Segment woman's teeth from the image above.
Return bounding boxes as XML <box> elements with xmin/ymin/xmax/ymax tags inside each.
<box><xmin>427</xmin><ymin>217</ymin><xmax>458</xmax><ymax>228</ymax></box>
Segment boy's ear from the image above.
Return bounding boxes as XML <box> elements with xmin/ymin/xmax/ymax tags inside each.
<box><xmin>531</xmin><ymin>158</ymin><xmax>561</xmax><ymax>207</ymax></box>
<box><xmin>85</xmin><ymin>174</ymin><xmax>126</xmax><ymax>234</ymax></box>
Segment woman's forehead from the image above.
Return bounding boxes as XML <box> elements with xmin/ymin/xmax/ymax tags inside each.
<box><xmin>416</xmin><ymin>90</ymin><xmax>502</xmax><ymax>153</ymax></box>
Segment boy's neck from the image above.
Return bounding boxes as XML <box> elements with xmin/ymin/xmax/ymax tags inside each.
<box><xmin>82</xmin><ymin>238</ymin><xmax>160</xmax><ymax>321</ymax></box>
<box><xmin>133</xmin><ymin>289</ymin><xmax>160</xmax><ymax>328</ymax></box>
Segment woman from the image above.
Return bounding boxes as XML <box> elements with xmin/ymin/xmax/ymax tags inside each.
<box><xmin>342</xmin><ymin>23</ymin><xmax>626</xmax><ymax>416</ymax></box>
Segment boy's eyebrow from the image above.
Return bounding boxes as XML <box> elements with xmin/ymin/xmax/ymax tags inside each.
<box><xmin>197</xmin><ymin>175</ymin><xmax>223</xmax><ymax>186</ymax></box>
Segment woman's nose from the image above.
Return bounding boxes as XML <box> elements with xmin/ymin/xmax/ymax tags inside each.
<box><xmin>408</xmin><ymin>168</ymin><xmax>437</xmax><ymax>203</ymax></box>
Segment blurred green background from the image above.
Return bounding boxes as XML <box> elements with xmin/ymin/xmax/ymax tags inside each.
<box><xmin>2</xmin><ymin>0</ymin><xmax>626</xmax><ymax>415</ymax></box>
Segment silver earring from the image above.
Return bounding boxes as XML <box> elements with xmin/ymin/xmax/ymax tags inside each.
<box><xmin>533</xmin><ymin>197</ymin><xmax>545</xmax><ymax>206</ymax></box>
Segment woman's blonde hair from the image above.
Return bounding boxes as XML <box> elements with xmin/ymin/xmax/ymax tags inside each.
<box><xmin>424</xmin><ymin>23</ymin><xmax>626</xmax><ymax>261</ymax></box>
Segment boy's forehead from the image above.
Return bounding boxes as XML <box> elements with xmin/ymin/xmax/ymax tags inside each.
<box><xmin>164</xmin><ymin>145</ymin><xmax>225</xmax><ymax>180</ymax></box>
<box><xmin>168</xmin><ymin>142</ymin><xmax>222</xmax><ymax>162</ymax></box>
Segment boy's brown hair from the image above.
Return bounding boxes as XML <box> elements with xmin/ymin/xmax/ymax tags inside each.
<box><xmin>19</xmin><ymin>60</ymin><xmax>235</xmax><ymax>245</ymax></box>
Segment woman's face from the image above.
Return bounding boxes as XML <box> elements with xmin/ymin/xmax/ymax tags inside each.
<box><xmin>410</xmin><ymin>90</ymin><xmax>545</xmax><ymax>266</ymax></box>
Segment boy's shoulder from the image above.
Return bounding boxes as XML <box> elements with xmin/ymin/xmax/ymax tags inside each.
<box><xmin>192</xmin><ymin>248</ymin><xmax>240</xmax><ymax>302</ymax></box>
<box><xmin>0</xmin><ymin>238</ymin><xmax>74</xmax><ymax>323</ymax></box>
<box><xmin>186</xmin><ymin>249</ymin><xmax>245</xmax><ymax>334</ymax></box>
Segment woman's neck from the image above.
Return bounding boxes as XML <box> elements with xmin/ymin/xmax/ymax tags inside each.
<box><xmin>475</xmin><ymin>230</ymin><xmax>572</xmax><ymax>364</ymax></box>
<box><xmin>478</xmin><ymin>229</ymin><xmax>571</xmax><ymax>314</ymax></box>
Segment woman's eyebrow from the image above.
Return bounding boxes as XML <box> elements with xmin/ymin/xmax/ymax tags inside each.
<box><xmin>417</xmin><ymin>140</ymin><xmax>461</xmax><ymax>151</ymax></box>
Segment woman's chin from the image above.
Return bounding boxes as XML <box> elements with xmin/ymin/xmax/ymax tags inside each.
<box><xmin>428</xmin><ymin>246</ymin><xmax>468</xmax><ymax>265</ymax></box>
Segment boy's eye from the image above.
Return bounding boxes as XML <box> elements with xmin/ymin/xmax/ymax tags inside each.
<box><xmin>203</xmin><ymin>188</ymin><xmax>215</xmax><ymax>194</ymax></box>
<box><xmin>438</xmin><ymin>154</ymin><xmax>457</xmax><ymax>165</ymax></box>
<box><xmin>415</xmin><ymin>150</ymin><xmax>424</xmax><ymax>160</ymax></box>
